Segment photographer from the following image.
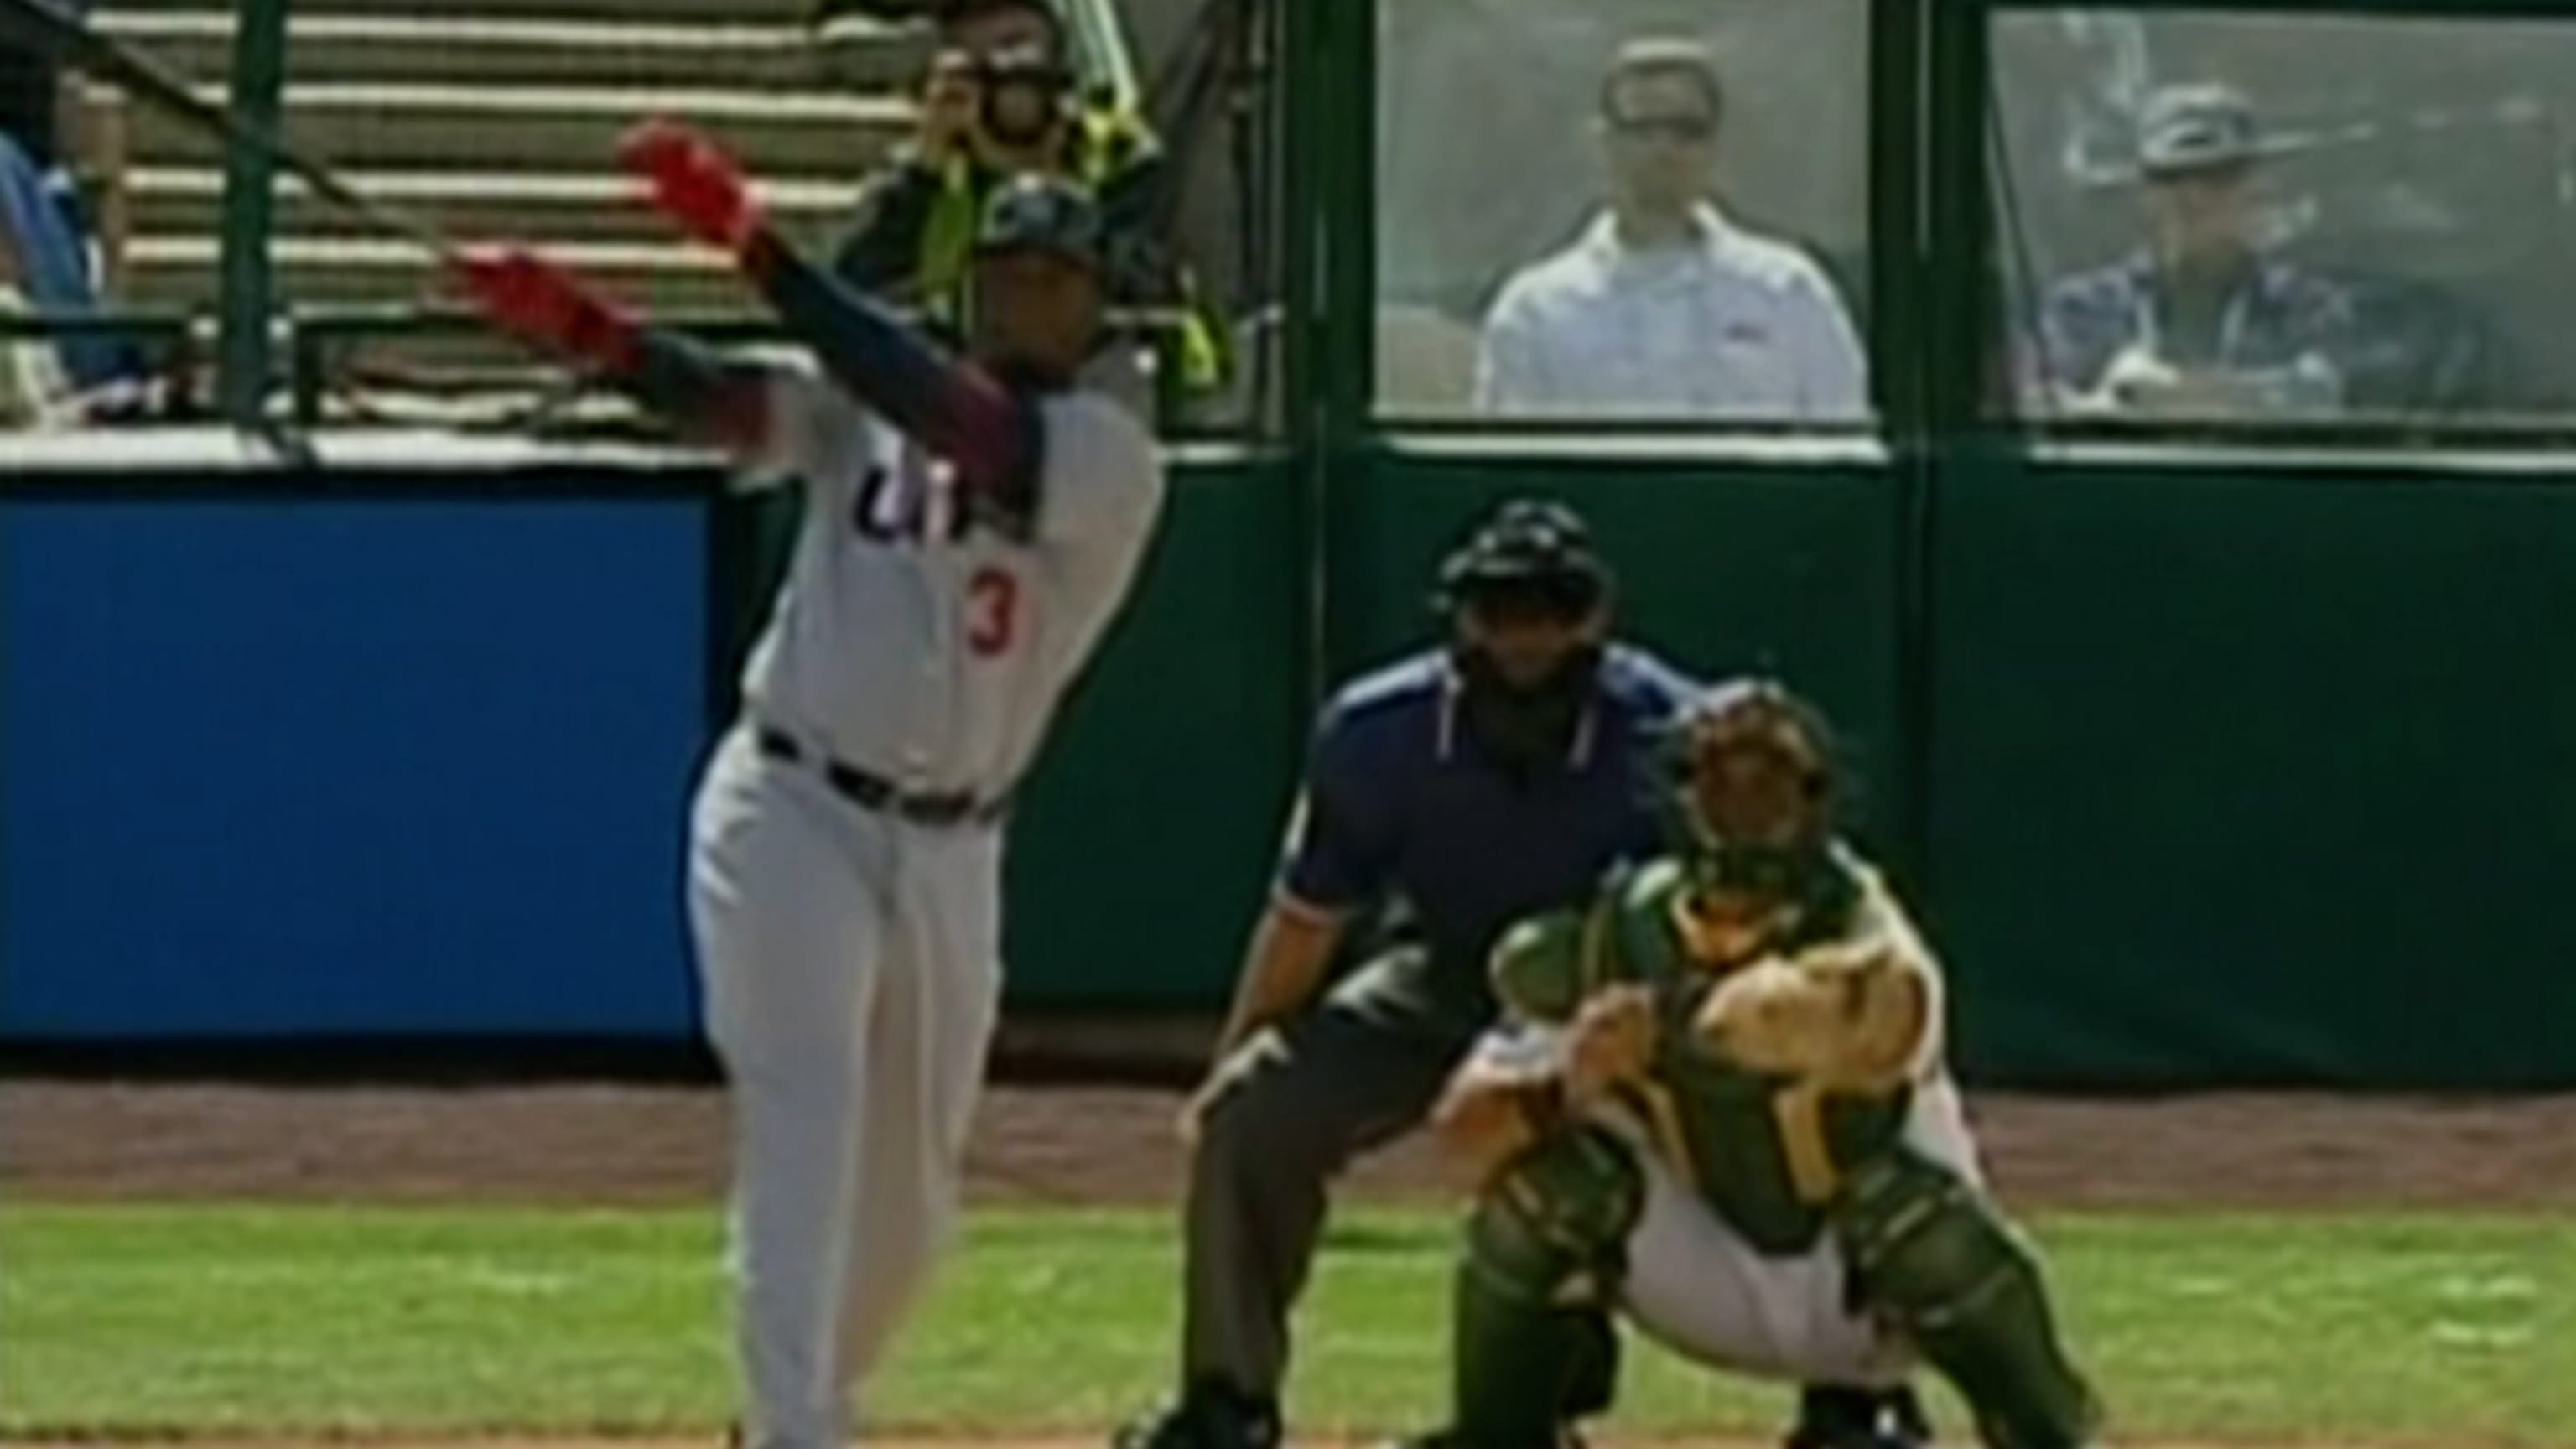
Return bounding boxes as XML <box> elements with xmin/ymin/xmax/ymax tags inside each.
<box><xmin>829</xmin><ymin>0</ymin><xmax>1163</xmax><ymax>333</ymax></box>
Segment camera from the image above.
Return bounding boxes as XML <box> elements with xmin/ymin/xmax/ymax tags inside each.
<box><xmin>974</xmin><ymin>47</ymin><xmax>1072</xmax><ymax>149</ymax></box>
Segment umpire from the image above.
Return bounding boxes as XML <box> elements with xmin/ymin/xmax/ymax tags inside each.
<box><xmin>1118</xmin><ymin>499</ymin><xmax>1690</xmax><ymax>1449</ymax></box>
<box><xmin>1118</xmin><ymin>496</ymin><xmax>1940</xmax><ymax>1449</ymax></box>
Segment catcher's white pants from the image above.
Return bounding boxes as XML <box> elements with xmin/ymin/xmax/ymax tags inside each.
<box><xmin>688</xmin><ymin>727</ymin><xmax>1005</xmax><ymax>1449</ymax></box>
<box><xmin>1613</xmin><ymin>1075</ymin><xmax>1984</xmax><ymax>1387</ymax></box>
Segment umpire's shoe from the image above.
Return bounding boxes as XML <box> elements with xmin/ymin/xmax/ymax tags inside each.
<box><xmin>1115</xmin><ymin>1380</ymin><xmax>1280</xmax><ymax>1449</ymax></box>
<box><xmin>1786</xmin><ymin>1384</ymin><xmax>1934</xmax><ymax>1449</ymax></box>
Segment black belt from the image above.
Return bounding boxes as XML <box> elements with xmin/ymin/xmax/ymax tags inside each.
<box><xmin>754</xmin><ymin>728</ymin><xmax>1008</xmax><ymax>828</ymax></box>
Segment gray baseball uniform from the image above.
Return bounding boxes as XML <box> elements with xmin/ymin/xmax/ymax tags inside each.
<box><xmin>690</xmin><ymin>362</ymin><xmax>1165</xmax><ymax>1449</ymax></box>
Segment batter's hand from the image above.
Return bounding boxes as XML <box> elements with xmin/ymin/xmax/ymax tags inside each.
<box><xmin>621</xmin><ymin>117</ymin><xmax>765</xmax><ymax>254</ymax></box>
<box><xmin>1565</xmin><ymin>984</ymin><xmax>1656</xmax><ymax>1104</ymax></box>
<box><xmin>449</xmin><ymin>247</ymin><xmax>642</xmax><ymax>373</ymax></box>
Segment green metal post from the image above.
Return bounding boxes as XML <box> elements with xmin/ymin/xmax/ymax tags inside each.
<box><xmin>1275</xmin><ymin>0</ymin><xmax>1327</xmax><ymax>698</ymax></box>
<box><xmin>1875</xmin><ymin>0</ymin><xmax>1936</xmax><ymax>891</ymax></box>
<box><xmin>1902</xmin><ymin>0</ymin><xmax>1996</xmax><ymax>908</ymax></box>
<box><xmin>1303</xmin><ymin>0</ymin><xmax>1376</xmax><ymax>677</ymax></box>
<box><xmin>216</xmin><ymin>0</ymin><xmax>292</xmax><ymax>428</ymax></box>
<box><xmin>1275</xmin><ymin>0</ymin><xmax>1321</xmax><ymax>454</ymax></box>
<box><xmin>1311</xmin><ymin>0</ymin><xmax>1373</xmax><ymax>448</ymax></box>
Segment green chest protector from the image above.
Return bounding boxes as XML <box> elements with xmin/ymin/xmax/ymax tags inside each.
<box><xmin>1461</xmin><ymin>856</ymin><xmax>2107</xmax><ymax>1449</ymax></box>
<box><xmin>1551</xmin><ymin>860</ymin><xmax>1913</xmax><ymax>1255</ymax></box>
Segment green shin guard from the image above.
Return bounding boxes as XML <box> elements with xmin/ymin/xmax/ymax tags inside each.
<box><xmin>1450</xmin><ymin>1127</ymin><xmax>1644</xmax><ymax>1449</ymax></box>
<box><xmin>1452</xmin><ymin>1263</ymin><xmax>1619</xmax><ymax>1449</ymax></box>
<box><xmin>1835</xmin><ymin>1154</ymin><xmax>2103</xmax><ymax>1449</ymax></box>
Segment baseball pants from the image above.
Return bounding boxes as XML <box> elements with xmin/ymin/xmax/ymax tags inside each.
<box><xmin>1613</xmin><ymin>1076</ymin><xmax>1987</xmax><ymax>1384</ymax></box>
<box><xmin>688</xmin><ymin>724</ymin><xmax>1006</xmax><ymax>1449</ymax></box>
<box><xmin>1181</xmin><ymin>950</ymin><xmax>1485</xmax><ymax>1399</ymax></box>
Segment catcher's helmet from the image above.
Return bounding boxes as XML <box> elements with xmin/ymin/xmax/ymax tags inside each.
<box><xmin>1432</xmin><ymin>497</ymin><xmax>1613</xmax><ymax>621</ymax></box>
<box><xmin>974</xmin><ymin>173</ymin><xmax>1105</xmax><ymax>273</ymax></box>
<box><xmin>1661</xmin><ymin>678</ymin><xmax>1854</xmax><ymax>922</ymax></box>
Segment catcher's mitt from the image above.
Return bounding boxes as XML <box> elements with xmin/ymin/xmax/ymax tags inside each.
<box><xmin>1692</xmin><ymin>940</ymin><xmax>1929</xmax><ymax>1091</ymax></box>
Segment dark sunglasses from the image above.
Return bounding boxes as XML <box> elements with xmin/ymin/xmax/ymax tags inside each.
<box><xmin>1607</xmin><ymin>113</ymin><xmax>1716</xmax><ymax>143</ymax></box>
<box><xmin>1459</xmin><ymin>574</ymin><xmax>1603</xmax><ymax>626</ymax></box>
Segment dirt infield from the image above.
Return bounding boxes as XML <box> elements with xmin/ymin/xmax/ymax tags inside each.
<box><xmin>4</xmin><ymin>1078</ymin><xmax>2573</xmax><ymax>1208</ymax></box>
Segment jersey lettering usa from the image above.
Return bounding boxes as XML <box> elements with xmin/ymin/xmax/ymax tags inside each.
<box><xmin>734</xmin><ymin>364</ymin><xmax>1165</xmax><ymax>800</ymax></box>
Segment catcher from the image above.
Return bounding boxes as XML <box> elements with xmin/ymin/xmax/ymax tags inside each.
<box><xmin>1401</xmin><ymin>680</ymin><xmax>2106</xmax><ymax>1449</ymax></box>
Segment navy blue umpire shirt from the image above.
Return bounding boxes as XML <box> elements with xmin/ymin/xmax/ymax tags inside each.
<box><xmin>1273</xmin><ymin>643</ymin><xmax>1702</xmax><ymax>1015</ymax></box>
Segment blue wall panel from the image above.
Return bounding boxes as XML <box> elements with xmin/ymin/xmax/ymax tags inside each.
<box><xmin>1</xmin><ymin>496</ymin><xmax>708</xmax><ymax>1037</ymax></box>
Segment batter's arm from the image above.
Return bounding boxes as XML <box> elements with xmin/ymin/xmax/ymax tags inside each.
<box><xmin>620</xmin><ymin>121</ymin><xmax>1040</xmax><ymax>517</ymax></box>
<box><xmin>448</xmin><ymin>247</ymin><xmax>779</xmax><ymax>461</ymax></box>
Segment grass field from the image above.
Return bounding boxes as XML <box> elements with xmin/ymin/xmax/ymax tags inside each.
<box><xmin>3</xmin><ymin>1205</ymin><xmax>2569</xmax><ymax>1446</ymax></box>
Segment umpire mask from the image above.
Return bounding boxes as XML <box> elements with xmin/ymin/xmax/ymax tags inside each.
<box><xmin>1453</xmin><ymin>626</ymin><xmax>1603</xmax><ymax>776</ymax></box>
<box><xmin>1436</xmin><ymin>499</ymin><xmax>1613</xmax><ymax>777</ymax></box>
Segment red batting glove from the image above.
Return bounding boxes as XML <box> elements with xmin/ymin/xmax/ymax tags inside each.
<box><xmin>449</xmin><ymin>247</ymin><xmax>644</xmax><ymax>375</ymax></box>
<box><xmin>619</xmin><ymin>117</ymin><xmax>764</xmax><ymax>254</ymax></box>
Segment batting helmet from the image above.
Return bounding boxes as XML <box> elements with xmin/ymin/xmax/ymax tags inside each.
<box><xmin>974</xmin><ymin>173</ymin><xmax>1105</xmax><ymax>273</ymax></box>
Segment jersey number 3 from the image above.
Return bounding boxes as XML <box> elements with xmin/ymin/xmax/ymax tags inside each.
<box><xmin>967</xmin><ymin>567</ymin><xmax>1019</xmax><ymax>657</ymax></box>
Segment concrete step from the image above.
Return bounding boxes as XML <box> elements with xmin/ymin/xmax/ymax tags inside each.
<box><xmin>125</xmin><ymin>167</ymin><xmax>865</xmax><ymax>249</ymax></box>
<box><xmin>309</xmin><ymin>329</ymin><xmax>586</xmax><ymax>375</ymax></box>
<box><xmin>122</xmin><ymin>235</ymin><xmax>766</xmax><ymax>313</ymax></box>
<box><xmin>93</xmin><ymin>12</ymin><xmax>933</xmax><ymax>94</ymax></box>
<box><xmin>129</xmin><ymin>82</ymin><xmax>911</xmax><ymax>176</ymax></box>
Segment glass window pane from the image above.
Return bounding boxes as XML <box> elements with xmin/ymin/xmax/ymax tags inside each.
<box><xmin>1375</xmin><ymin>0</ymin><xmax>1872</xmax><ymax>426</ymax></box>
<box><xmin>1119</xmin><ymin>0</ymin><xmax>1285</xmax><ymax>438</ymax></box>
<box><xmin>1991</xmin><ymin>9</ymin><xmax>2576</xmax><ymax>432</ymax></box>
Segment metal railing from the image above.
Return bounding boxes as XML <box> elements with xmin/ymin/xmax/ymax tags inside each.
<box><xmin>3</xmin><ymin>302</ymin><xmax>1202</xmax><ymax>435</ymax></box>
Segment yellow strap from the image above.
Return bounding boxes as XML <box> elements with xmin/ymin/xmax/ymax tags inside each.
<box><xmin>1578</xmin><ymin>892</ymin><xmax>1613</xmax><ymax>998</ymax></box>
<box><xmin>1078</xmin><ymin>105</ymin><xmax>1154</xmax><ymax>179</ymax></box>
<box><xmin>1176</xmin><ymin>309</ymin><xmax>1226</xmax><ymax>389</ymax></box>
<box><xmin>1616</xmin><ymin>1077</ymin><xmax>1701</xmax><ymax>1189</ymax></box>
<box><xmin>917</xmin><ymin>158</ymin><xmax>981</xmax><ymax>323</ymax></box>
<box><xmin>1773</xmin><ymin>1081</ymin><xmax>1841</xmax><ymax>1204</ymax></box>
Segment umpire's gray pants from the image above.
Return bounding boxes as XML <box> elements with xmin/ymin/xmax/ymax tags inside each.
<box><xmin>1181</xmin><ymin>950</ymin><xmax>1482</xmax><ymax>1398</ymax></box>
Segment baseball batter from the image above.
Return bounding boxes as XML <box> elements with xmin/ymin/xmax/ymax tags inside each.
<box><xmin>1406</xmin><ymin>681</ymin><xmax>2105</xmax><ymax>1449</ymax></box>
<box><xmin>453</xmin><ymin>134</ymin><xmax>1166</xmax><ymax>1449</ymax></box>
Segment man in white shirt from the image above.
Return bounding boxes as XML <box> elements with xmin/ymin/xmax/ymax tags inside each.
<box><xmin>1475</xmin><ymin>39</ymin><xmax>1867</xmax><ymax>423</ymax></box>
